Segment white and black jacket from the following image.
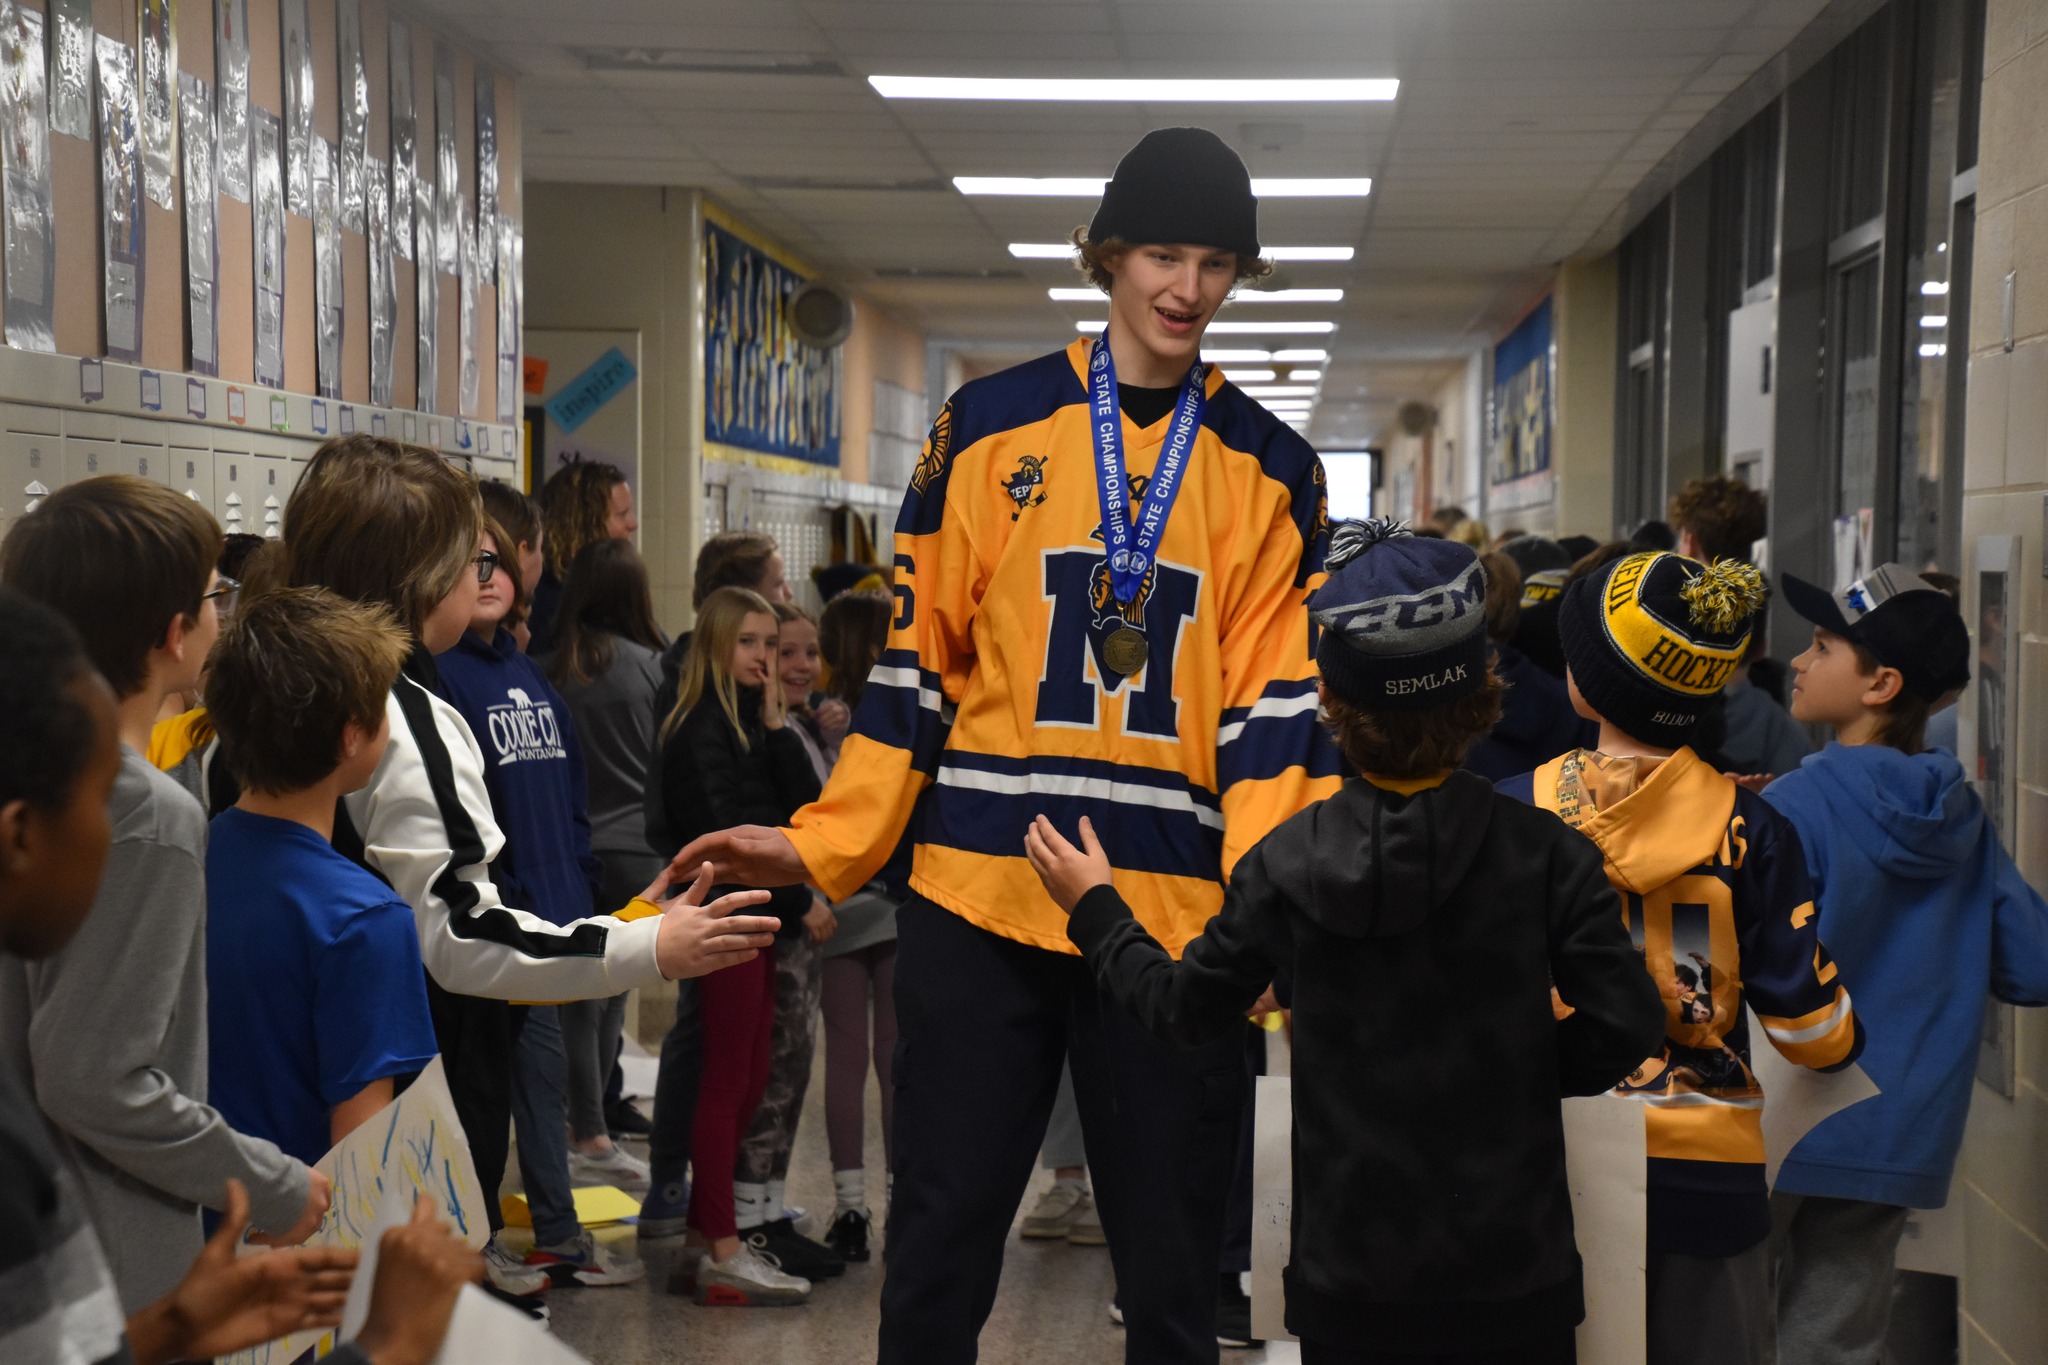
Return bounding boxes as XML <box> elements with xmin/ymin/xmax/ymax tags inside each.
<box><xmin>334</xmin><ymin>650</ymin><xmax>666</xmax><ymax>1001</ymax></box>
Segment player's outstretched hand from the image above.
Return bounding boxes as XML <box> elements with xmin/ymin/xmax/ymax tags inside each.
<box><xmin>650</xmin><ymin>862</ymin><xmax>781</xmax><ymax>981</ymax></box>
<box><xmin>1024</xmin><ymin>814</ymin><xmax>1114</xmax><ymax>913</ymax></box>
<box><xmin>668</xmin><ymin>824</ymin><xmax>810</xmax><ymax>889</ymax></box>
<box><xmin>129</xmin><ymin>1179</ymin><xmax>357</xmax><ymax>1365</ymax></box>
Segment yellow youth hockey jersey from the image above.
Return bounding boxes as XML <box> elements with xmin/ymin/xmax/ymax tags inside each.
<box><xmin>786</xmin><ymin>339</ymin><xmax>1340</xmax><ymax>956</ymax></box>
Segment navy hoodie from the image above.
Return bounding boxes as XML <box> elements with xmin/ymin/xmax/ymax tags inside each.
<box><xmin>1464</xmin><ymin>642</ymin><xmax>1595</xmax><ymax>782</ymax></box>
<box><xmin>1764</xmin><ymin>743</ymin><xmax>2048</xmax><ymax>1207</ymax></box>
<box><xmin>434</xmin><ymin>629</ymin><xmax>603</xmax><ymax>927</ymax></box>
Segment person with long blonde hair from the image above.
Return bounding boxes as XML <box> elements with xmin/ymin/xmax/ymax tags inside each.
<box><xmin>650</xmin><ymin>587</ymin><xmax>822</xmax><ymax>1306</ymax></box>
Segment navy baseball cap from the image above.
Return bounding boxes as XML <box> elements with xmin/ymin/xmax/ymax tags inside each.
<box><xmin>1779</xmin><ymin>564</ymin><xmax>1971</xmax><ymax>701</ymax></box>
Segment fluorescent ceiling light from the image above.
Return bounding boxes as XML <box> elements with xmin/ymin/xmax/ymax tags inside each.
<box><xmin>871</xmin><ymin>76</ymin><xmax>1397</xmax><ymax>103</ymax></box>
<box><xmin>1048</xmin><ymin>287</ymin><xmax>1343</xmax><ymax>304</ymax></box>
<box><xmin>1011</xmin><ymin>243</ymin><xmax>1354</xmax><ymax>261</ymax></box>
<box><xmin>1202</xmin><ymin>349</ymin><xmax>1271</xmax><ymax>363</ymax></box>
<box><xmin>1076</xmin><ymin>320</ymin><xmax>1335</xmax><ymax>335</ymax></box>
<box><xmin>960</xmin><ymin>177</ymin><xmax>1370</xmax><ymax>197</ymax></box>
<box><xmin>1263</xmin><ymin>401</ymin><xmax>1314</xmax><ymax>411</ymax></box>
<box><xmin>1921</xmin><ymin>280</ymin><xmax>1949</xmax><ymax>295</ymax></box>
<box><xmin>1920</xmin><ymin>315</ymin><xmax>1948</xmax><ymax>327</ymax></box>
<box><xmin>1241</xmin><ymin>385</ymin><xmax>1319</xmax><ymax>398</ymax></box>
<box><xmin>1288</xmin><ymin>368</ymin><xmax>1324</xmax><ymax>381</ymax></box>
<box><xmin>1274</xmin><ymin>349</ymin><xmax>1330</xmax><ymax>362</ymax></box>
<box><xmin>1919</xmin><ymin>342</ymin><xmax>1947</xmax><ymax>357</ymax></box>
<box><xmin>1221</xmin><ymin>369</ymin><xmax>1276</xmax><ymax>382</ymax></box>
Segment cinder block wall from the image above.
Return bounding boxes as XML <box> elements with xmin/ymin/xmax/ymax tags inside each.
<box><xmin>1957</xmin><ymin>2</ymin><xmax>2048</xmax><ymax>1359</ymax></box>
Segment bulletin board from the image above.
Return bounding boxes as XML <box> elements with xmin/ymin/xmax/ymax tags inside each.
<box><xmin>702</xmin><ymin>203</ymin><xmax>839</xmax><ymax>472</ymax></box>
<box><xmin>1490</xmin><ymin>295</ymin><xmax>1554</xmax><ymax>487</ymax></box>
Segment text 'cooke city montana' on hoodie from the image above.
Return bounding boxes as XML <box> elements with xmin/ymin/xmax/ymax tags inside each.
<box><xmin>1503</xmin><ymin>746</ymin><xmax>1865</xmax><ymax>1256</ymax></box>
<box><xmin>1069</xmin><ymin>770</ymin><xmax>1665</xmax><ymax>1353</ymax></box>
<box><xmin>1764</xmin><ymin>743</ymin><xmax>2048</xmax><ymax>1208</ymax></box>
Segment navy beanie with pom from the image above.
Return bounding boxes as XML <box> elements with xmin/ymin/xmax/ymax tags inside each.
<box><xmin>1310</xmin><ymin>520</ymin><xmax>1490</xmax><ymax>710</ymax></box>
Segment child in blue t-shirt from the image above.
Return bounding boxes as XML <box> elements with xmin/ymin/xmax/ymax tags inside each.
<box><xmin>1765</xmin><ymin>566</ymin><xmax>2048</xmax><ymax>1361</ymax></box>
<box><xmin>201</xmin><ymin>587</ymin><xmax>439</xmax><ymax>1169</ymax></box>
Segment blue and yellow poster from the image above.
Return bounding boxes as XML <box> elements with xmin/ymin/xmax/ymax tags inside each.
<box><xmin>1491</xmin><ymin>297</ymin><xmax>1553</xmax><ymax>486</ymax></box>
<box><xmin>704</xmin><ymin>211</ymin><xmax>840</xmax><ymax>469</ymax></box>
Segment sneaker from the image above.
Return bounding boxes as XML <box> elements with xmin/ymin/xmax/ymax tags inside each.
<box><xmin>1020</xmin><ymin>1181</ymin><xmax>1092</xmax><ymax>1240</ymax></box>
<box><xmin>1108</xmin><ymin>1292</ymin><xmax>1124</xmax><ymax>1326</ymax></box>
<box><xmin>569</xmin><ymin>1142</ymin><xmax>650</xmax><ymax>1189</ymax></box>
<box><xmin>745</xmin><ymin>1219</ymin><xmax>845</xmax><ymax>1280</ymax></box>
<box><xmin>605</xmin><ymin>1100</ymin><xmax>653</xmax><ymax>1138</ymax></box>
<box><xmin>694</xmin><ymin>1244</ymin><xmax>811</xmax><ymax>1307</ymax></box>
<box><xmin>526</xmin><ymin>1230</ymin><xmax>646</xmax><ymax>1288</ymax></box>
<box><xmin>1066</xmin><ymin>1201</ymin><xmax>1106</xmax><ymax>1246</ymax></box>
<box><xmin>1217</xmin><ymin>1274</ymin><xmax>1262</xmax><ymax>1349</ymax></box>
<box><xmin>664</xmin><ymin>1239</ymin><xmax>710</xmax><ymax>1296</ymax></box>
<box><xmin>780</xmin><ymin>1203</ymin><xmax>814</xmax><ymax>1237</ymax></box>
<box><xmin>824</xmin><ymin>1207</ymin><xmax>871</xmax><ymax>1263</ymax></box>
<box><xmin>483</xmin><ymin>1233</ymin><xmax>550</xmax><ymax>1298</ymax></box>
<box><xmin>636</xmin><ymin>1177</ymin><xmax>691</xmax><ymax>1240</ymax></box>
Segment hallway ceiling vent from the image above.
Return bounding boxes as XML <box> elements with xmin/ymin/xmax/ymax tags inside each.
<box><xmin>571</xmin><ymin>48</ymin><xmax>845</xmax><ymax>77</ymax></box>
<box><xmin>1397</xmin><ymin>401</ymin><xmax>1438</xmax><ymax>437</ymax></box>
<box><xmin>788</xmin><ymin>281</ymin><xmax>856</xmax><ymax>349</ymax></box>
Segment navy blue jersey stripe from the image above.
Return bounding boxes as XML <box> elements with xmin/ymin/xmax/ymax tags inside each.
<box><xmin>938</xmin><ymin>748</ymin><xmax>1224</xmax><ymax>812</ymax></box>
<box><xmin>1219</xmin><ymin>676</ymin><xmax>1322</xmax><ymax>726</ymax></box>
<box><xmin>922</xmin><ymin>783</ymin><xmax>1223</xmax><ymax>882</ymax></box>
<box><xmin>1218</xmin><ymin>712</ymin><xmax>1346</xmax><ymax>789</ymax></box>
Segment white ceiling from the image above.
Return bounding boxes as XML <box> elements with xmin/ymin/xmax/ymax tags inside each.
<box><xmin>406</xmin><ymin>0</ymin><xmax>1833</xmax><ymax>448</ymax></box>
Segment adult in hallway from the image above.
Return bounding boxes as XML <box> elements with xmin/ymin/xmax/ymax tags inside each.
<box><xmin>676</xmin><ymin>127</ymin><xmax>1339</xmax><ymax>1363</ymax></box>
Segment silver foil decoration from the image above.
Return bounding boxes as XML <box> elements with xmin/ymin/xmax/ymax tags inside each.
<box><xmin>251</xmin><ymin>105</ymin><xmax>283</xmax><ymax>388</ymax></box>
<box><xmin>474</xmin><ymin>68</ymin><xmax>494</xmax><ymax>285</ymax></box>
<box><xmin>495</xmin><ymin>215</ymin><xmax>517</xmax><ymax>423</ymax></box>
<box><xmin>48</xmin><ymin>0</ymin><xmax>89</xmax><ymax>141</ymax></box>
<box><xmin>457</xmin><ymin>191</ymin><xmax>477</xmax><ymax>414</ymax></box>
<box><xmin>95</xmin><ymin>35</ymin><xmax>144</xmax><ymax>362</ymax></box>
<box><xmin>337</xmin><ymin>0</ymin><xmax>365</xmax><ymax>233</ymax></box>
<box><xmin>1</xmin><ymin>1</ymin><xmax>53</xmax><ymax>352</ymax></box>
<box><xmin>388</xmin><ymin>17</ymin><xmax>412</xmax><ymax>260</ymax></box>
<box><xmin>415</xmin><ymin>174</ymin><xmax>436</xmax><ymax>410</ymax></box>
<box><xmin>366</xmin><ymin>153</ymin><xmax>393</xmax><ymax>405</ymax></box>
<box><xmin>214</xmin><ymin>0</ymin><xmax>248</xmax><ymax>201</ymax></box>
<box><xmin>139</xmin><ymin>0</ymin><xmax>175</xmax><ymax>209</ymax></box>
<box><xmin>312</xmin><ymin>136</ymin><xmax>340</xmax><ymax>397</ymax></box>
<box><xmin>280</xmin><ymin>0</ymin><xmax>312</xmax><ymax>217</ymax></box>
<box><xmin>178</xmin><ymin>70</ymin><xmax>218</xmax><ymax>374</ymax></box>
<box><xmin>433</xmin><ymin>41</ymin><xmax>456</xmax><ymax>276</ymax></box>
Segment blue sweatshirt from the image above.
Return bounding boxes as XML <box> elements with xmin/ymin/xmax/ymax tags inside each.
<box><xmin>1763</xmin><ymin>743</ymin><xmax>2048</xmax><ymax>1207</ymax></box>
<box><xmin>434</xmin><ymin>629</ymin><xmax>603</xmax><ymax>927</ymax></box>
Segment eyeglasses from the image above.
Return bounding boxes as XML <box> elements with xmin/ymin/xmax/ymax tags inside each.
<box><xmin>203</xmin><ymin>575</ymin><xmax>239</xmax><ymax>604</ymax></box>
<box><xmin>474</xmin><ymin>550</ymin><xmax>501</xmax><ymax>585</ymax></box>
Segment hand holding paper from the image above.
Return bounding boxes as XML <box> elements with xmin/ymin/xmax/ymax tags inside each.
<box><xmin>349</xmin><ymin>1195</ymin><xmax>483</xmax><ymax>1365</ymax></box>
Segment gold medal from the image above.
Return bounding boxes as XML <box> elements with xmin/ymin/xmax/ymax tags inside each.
<box><xmin>1104</xmin><ymin>626</ymin><xmax>1149</xmax><ymax>677</ymax></box>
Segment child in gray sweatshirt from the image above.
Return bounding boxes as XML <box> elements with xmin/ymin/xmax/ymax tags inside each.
<box><xmin>0</xmin><ymin>477</ymin><xmax>323</xmax><ymax>1308</ymax></box>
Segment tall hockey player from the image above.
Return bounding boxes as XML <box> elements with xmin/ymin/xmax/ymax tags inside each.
<box><xmin>677</xmin><ymin>127</ymin><xmax>1339</xmax><ymax>1362</ymax></box>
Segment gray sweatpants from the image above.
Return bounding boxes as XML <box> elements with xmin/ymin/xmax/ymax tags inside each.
<box><xmin>1648</xmin><ymin>1237</ymin><xmax>1772</xmax><ymax>1365</ymax></box>
<box><xmin>1770</xmin><ymin>1191</ymin><xmax>1911</xmax><ymax>1365</ymax></box>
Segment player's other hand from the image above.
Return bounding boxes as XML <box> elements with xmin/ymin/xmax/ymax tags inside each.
<box><xmin>668</xmin><ymin>825</ymin><xmax>809</xmax><ymax>889</ymax></box>
<box><xmin>1024</xmin><ymin>814</ymin><xmax>1113</xmax><ymax>913</ymax></box>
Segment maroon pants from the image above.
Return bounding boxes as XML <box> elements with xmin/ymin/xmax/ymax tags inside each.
<box><xmin>687</xmin><ymin>946</ymin><xmax>775</xmax><ymax>1239</ymax></box>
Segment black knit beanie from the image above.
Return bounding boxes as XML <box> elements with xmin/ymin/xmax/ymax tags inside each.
<box><xmin>1088</xmin><ymin>128</ymin><xmax>1260</xmax><ymax>258</ymax></box>
<box><xmin>1559</xmin><ymin>551</ymin><xmax>1768</xmax><ymax>748</ymax></box>
<box><xmin>1310</xmin><ymin>520</ymin><xmax>1488</xmax><ymax>710</ymax></box>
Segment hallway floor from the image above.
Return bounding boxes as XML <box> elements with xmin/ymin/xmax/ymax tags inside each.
<box><xmin>504</xmin><ymin>1039</ymin><xmax>1300</xmax><ymax>1363</ymax></box>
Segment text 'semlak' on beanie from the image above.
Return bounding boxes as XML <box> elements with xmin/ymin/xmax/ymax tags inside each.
<box><xmin>1560</xmin><ymin>550</ymin><xmax>1768</xmax><ymax>747</ymax></box>
<box><xmin>1309</xmin><ymin>520</ymin><xmax>1490</xmax><ymax>710</ymax></box>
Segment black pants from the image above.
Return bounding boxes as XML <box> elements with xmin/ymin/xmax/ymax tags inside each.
<box><xmin>426</xmin><ymin>980</ymin><xmax>523</xmax><ymax>1236</ymax></box>
<box><xmin>1220</xmin><ymin>1020</ymin><xmax>1264</xmax><ymax>1277</ymax></box>
<box><xmin>879</xmin><ymin>898</ymin><xmax>1247</xmax><ymax>1364</ymax></box>
<box><xmin>1299</xmin><ymin>1332</ymin><xmax>1575</xmax><ymax>1365</ymax></box>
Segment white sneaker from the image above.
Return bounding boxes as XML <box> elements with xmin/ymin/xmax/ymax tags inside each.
<box><xmin>694</xmin><ymin>1244</ymin><xmax>811</xmax><ymax>1307</ymax></box>
<box><xmin>1021</xmin><ymin>1181</ymin><xmax>1092</xmax><ymax>1239</ymax></box>
<box><xmin>484</xmin><ymin>1233</ymin><xmax>550</xmax><ymax>1297</ymax></box>
<box><xmin>569</xmin><ymin>1143</ymin><xmax>650</xmax><ymax>1189</ymax></box>
<box><xmin>527</xmin><ymin>1230</ymin><xmax>646</xmax><ymax>1287</ymax></box>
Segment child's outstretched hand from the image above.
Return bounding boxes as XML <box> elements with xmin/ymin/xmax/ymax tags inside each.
<box><xmin>1024</xmin><ymin>814</ymin><xmax>1113</xmax><ymax>913</ymax></box>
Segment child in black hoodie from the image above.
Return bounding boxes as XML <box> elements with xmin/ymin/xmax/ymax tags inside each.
<box><xmin>1027</xmin><ymin>522</ymin><xmax>1666</xmax><ymax>1364</ymax></box>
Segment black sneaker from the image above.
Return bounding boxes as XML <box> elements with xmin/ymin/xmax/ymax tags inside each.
<box><xmin>745</xmin><ymin>1218</ymin><xmax>847</xmax><ymax>1280</ymax></box>
<box><xmin>605</xmin><ymin>1100</ymin><xmax>653</xmax><ymax>1138</ymax></box>
<box><xmin>1216</xmin><ymin>1274</ymin><xmax>1261</xmax><ymax>1349</ymax></box>
<box><xmin>824</xmin><ymin>1207</ymin><xmax>872</xmax><ymax>1263</ymax></box>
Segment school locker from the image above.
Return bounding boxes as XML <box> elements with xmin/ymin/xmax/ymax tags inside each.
<box><xmin>213</xmin><ymin>445</ymin><xmax>257</xmax><ymax>536</ymax></box>
<box><xmin>169</xmin><ymin>446</ymin><xmax>215</xmax><ymax>522</ymax></box>
<box><xmin>0</xmin><ymin>428</ymin><xmax>62</xmax><ymax>534</ymax></box>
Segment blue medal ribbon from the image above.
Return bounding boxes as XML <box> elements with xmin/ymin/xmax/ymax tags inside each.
<box><xmin>1087</xmin><ymin>338</ymin><xmax>1207</xmax><ymax>617</ymax></box>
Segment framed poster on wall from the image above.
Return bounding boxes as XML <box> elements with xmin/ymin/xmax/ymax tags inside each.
<box><xmin>703</xmin><ymin>209</ymin><xmax>841</xmax><ymax>470</ymax></box>
<box><xmin>1490</xmin><ymin>296</ymin><xmax>1553</xmax><ymax>487</ymax></box>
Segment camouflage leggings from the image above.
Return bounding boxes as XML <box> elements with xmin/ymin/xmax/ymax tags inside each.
<box><xmin>735</xmin><ymin>930</ymin><xmax>824</xmax><ymax>1184</ymax></box>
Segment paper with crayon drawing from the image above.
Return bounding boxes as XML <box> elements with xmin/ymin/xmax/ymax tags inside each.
<box><xmin>225</xmin><ymin>1055</ymin><xmax>487</xmax><ymax>1365</ymax></box>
